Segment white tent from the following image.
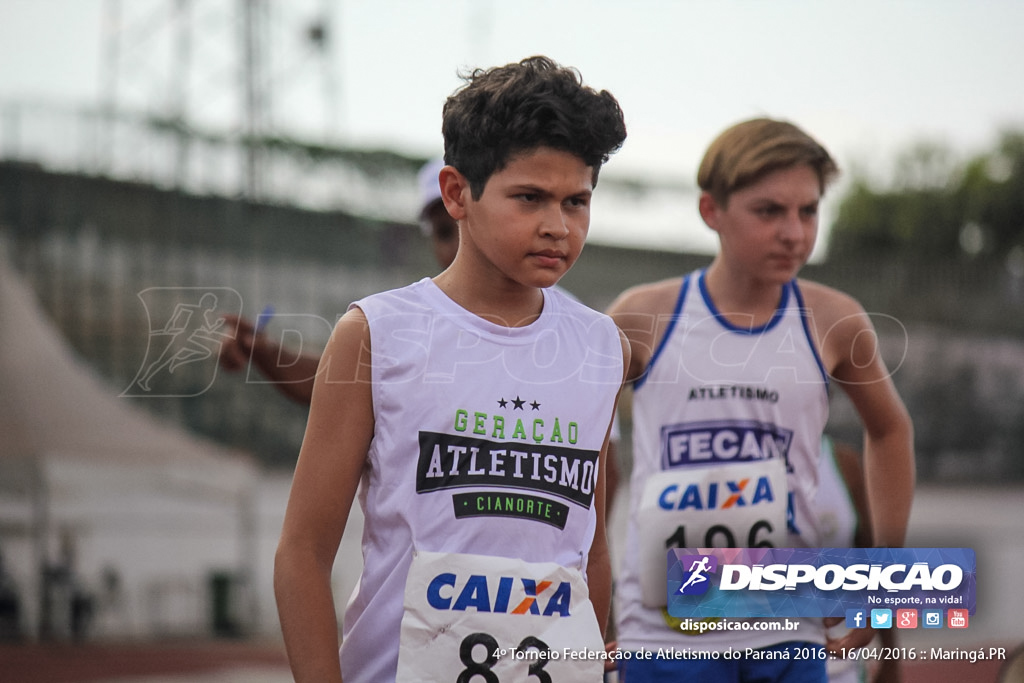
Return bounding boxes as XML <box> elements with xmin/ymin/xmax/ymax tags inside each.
<box><xmin>0</xmin><ymin>257</ymin><xmax>261</xmax><ymax>640</ymax></box>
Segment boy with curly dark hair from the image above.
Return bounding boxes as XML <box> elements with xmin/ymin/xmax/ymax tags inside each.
<box><xmin>275</xmin><ymin>55</ymin><xmax>628</xmax><ymax>683</ymax></box>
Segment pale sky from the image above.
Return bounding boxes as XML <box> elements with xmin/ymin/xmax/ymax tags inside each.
<box><xmin>2</xmin><ymin>0</ymin><xmax>1023</xmax><ymax>252</ymax></box>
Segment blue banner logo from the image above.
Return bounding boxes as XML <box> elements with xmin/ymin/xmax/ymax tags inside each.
<box><xmin>667</xmin><ymin>547</ymin><xmax>976</xmax><ymax>618</ymax></box>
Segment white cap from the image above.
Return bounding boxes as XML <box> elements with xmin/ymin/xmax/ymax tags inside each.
<box><xmin>416</xmin><ymin>157</ymin><xmax>445</xmax><ymax>217</ymax></box>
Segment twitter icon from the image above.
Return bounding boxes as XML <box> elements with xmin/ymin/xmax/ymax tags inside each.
<box><xmin>871</xmin><ymin>609</ymin><xmax>893</xmax><ymax>629</ymax></box>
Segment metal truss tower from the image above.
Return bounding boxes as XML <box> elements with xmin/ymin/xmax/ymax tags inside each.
<box><xmin>99</xmin><ymin>0</ymin><xmax>340</xmax><ymax>199</ymax></box>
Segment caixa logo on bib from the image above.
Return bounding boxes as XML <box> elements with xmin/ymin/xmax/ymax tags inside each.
<box><xmin>657</xmin><ymin>475</ymin><xmax>776</xmax><ymax>511</ymax></box>
<box><xmin>427</xmin><ymin>573</ymin><xmax>573</xmax><ymax>617</ymax></box>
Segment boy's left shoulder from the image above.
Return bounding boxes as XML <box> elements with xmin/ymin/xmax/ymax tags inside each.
<box><xmin>795</xmin><ymin>278</ymin><xmax>878</xmax><ymax>352</ymax></box>
<box><xmin>795</xmin><ymin>278</ymin><xmax>865</xmax><ymax>319</ymax></box>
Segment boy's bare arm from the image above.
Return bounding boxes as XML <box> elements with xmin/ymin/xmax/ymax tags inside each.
<box><xmin>831</xmin><ymin>440</ymin><xmax>874</xmax><ymax>549</ymax></box>
<box><xmin>587</xmin><ymin>501</ymin><xmax>613</xmax><ymax>638</ymax></box>
<box><xmin>806</xmin><ymin>286</ymin><xmax>915</xmax><ymax>548</ymax></box>
<box><xmin>275</xmin><ymin>308</ymin><xmax>375</xmax><ymax>683</ymax></box>
<box><xmin>845</xmin><ymin>373</ymin><xmax>915</xmax><ymax>549</ymax></box>
<box><xmin>810</xmin><ymin>289</ymin><xmax>914</xmax><ymax>655</ymax></box>
<box><xmin>606</xmin><ymin>278</ymin><xmax>681</xmax><ymax>383</ymax></box>
<box><xmin>219</xmin><ymin>313</ymin><xmax>320</xmax><ymax>404</ymax></box>
<box><xmin>589</xmin><ymin>329</ymin><xmax>630</xmax><ymax>637</ymax></box>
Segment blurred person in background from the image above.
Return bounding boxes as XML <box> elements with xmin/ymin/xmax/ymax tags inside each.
<box><xmin>606</xmin><ymin>117</ymin><xmax>915</xmax><ymax>683</ymax></box>
<box><xmin>216</xmin><ymin>157</ymin><xmax>459</xmax><ymax>403</ymax></box>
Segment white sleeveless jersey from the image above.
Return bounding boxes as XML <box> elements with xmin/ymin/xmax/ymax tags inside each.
<box><xmin>340</xmin><ymin>278</ymin><xmax>623</xmax><ymax>683</ymax></box>
<box><xmin>616</xmin><ymin>270</ymin><xmax>830</xmax><ymax>652</ymax></box>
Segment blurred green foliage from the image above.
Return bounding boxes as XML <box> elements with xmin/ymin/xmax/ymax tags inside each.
<box><xmin>828</xmin><ymin>130</ymin><xmax>1024</xmax><ymax>263</ymax></box>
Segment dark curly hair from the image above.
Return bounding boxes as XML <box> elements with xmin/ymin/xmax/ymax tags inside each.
<box><xmin>442</xmin><ymin>56</ymin><xmax>627</xmax><ymax>199</ymax></box>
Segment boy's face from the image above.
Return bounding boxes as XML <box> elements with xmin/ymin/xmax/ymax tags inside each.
<box><xmin>454</xmin><ymin>147</ymin><xmax>594</xmax><ymax>290</ymax></box>
<box><xmin>702</xmin><ymin>163</ymin><xmax>821</xmax><ymax>285</ymax></box>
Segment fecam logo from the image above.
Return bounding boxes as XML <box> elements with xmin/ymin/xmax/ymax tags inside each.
<box><xmin>660</xmin><ymin>419</ymin><xmax>793</xmax><ymax>471</ymax></box>
<box><xmin>677</xmin><ymin>555</ymin><xmax>718</xmax><ymax>596</ymax></box>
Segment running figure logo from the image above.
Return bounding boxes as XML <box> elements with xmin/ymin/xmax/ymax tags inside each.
<box><xmin>677</xmin><ymin>554</ymin><xmax>718</xmax><ymax>596</ymax></box>
<box><xmin>123</xmin><ymin>287</ymin><xmax>241</xmax><ymax>397</ymax></box>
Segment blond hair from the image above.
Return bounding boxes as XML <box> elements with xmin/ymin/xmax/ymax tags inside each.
<box><xmin>697</xmin><ymin>118</ymin><xmax>839</xmax><ymax>205</ymax></box>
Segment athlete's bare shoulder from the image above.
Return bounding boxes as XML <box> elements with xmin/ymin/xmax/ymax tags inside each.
<box><xmin>796</xmin><ymin>278</ymin><xmax>876</xmax><ymax>376</ymax></box>
<box><xmin>607</xmin><ymin>276</ymin><xmax>686</xmax><ymax>382</ymax></box>
<box><xmin>608</xmin><ymin>276</ymin><xmax>685</xmax><ymax>318</ymax></box>
<box><xmin>796</xmin><ymin>278</ymin><xmax>865</xmax><ymax>326</ymax></box>
<box><xmin>794</xmin><ymin>274</ymin><xmax>868</xmax><ymax>315</ymax></box>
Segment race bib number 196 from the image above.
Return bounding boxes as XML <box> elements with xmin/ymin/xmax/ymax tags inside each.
<box><xmin>637</xmin><ymin>460</ymin><xmax>788</xmax><ymax>607</ymax></box>
<box><xmin>396</xmin><ymin>551</ymin><xmax>604</xmax><ymax>682</ymax></box>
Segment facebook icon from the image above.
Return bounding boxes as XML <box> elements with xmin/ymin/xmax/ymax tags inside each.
<box><xmin>845</xmin><ymin>609</ymin><xmax>867</xmax><ymax>629</ymax></box>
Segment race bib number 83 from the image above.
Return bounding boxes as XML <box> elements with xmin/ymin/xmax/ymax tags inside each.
<box><xmin>396</xmin><ymin>551</ymin><xmax>604</xmax><ymax>682</ymax></box>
